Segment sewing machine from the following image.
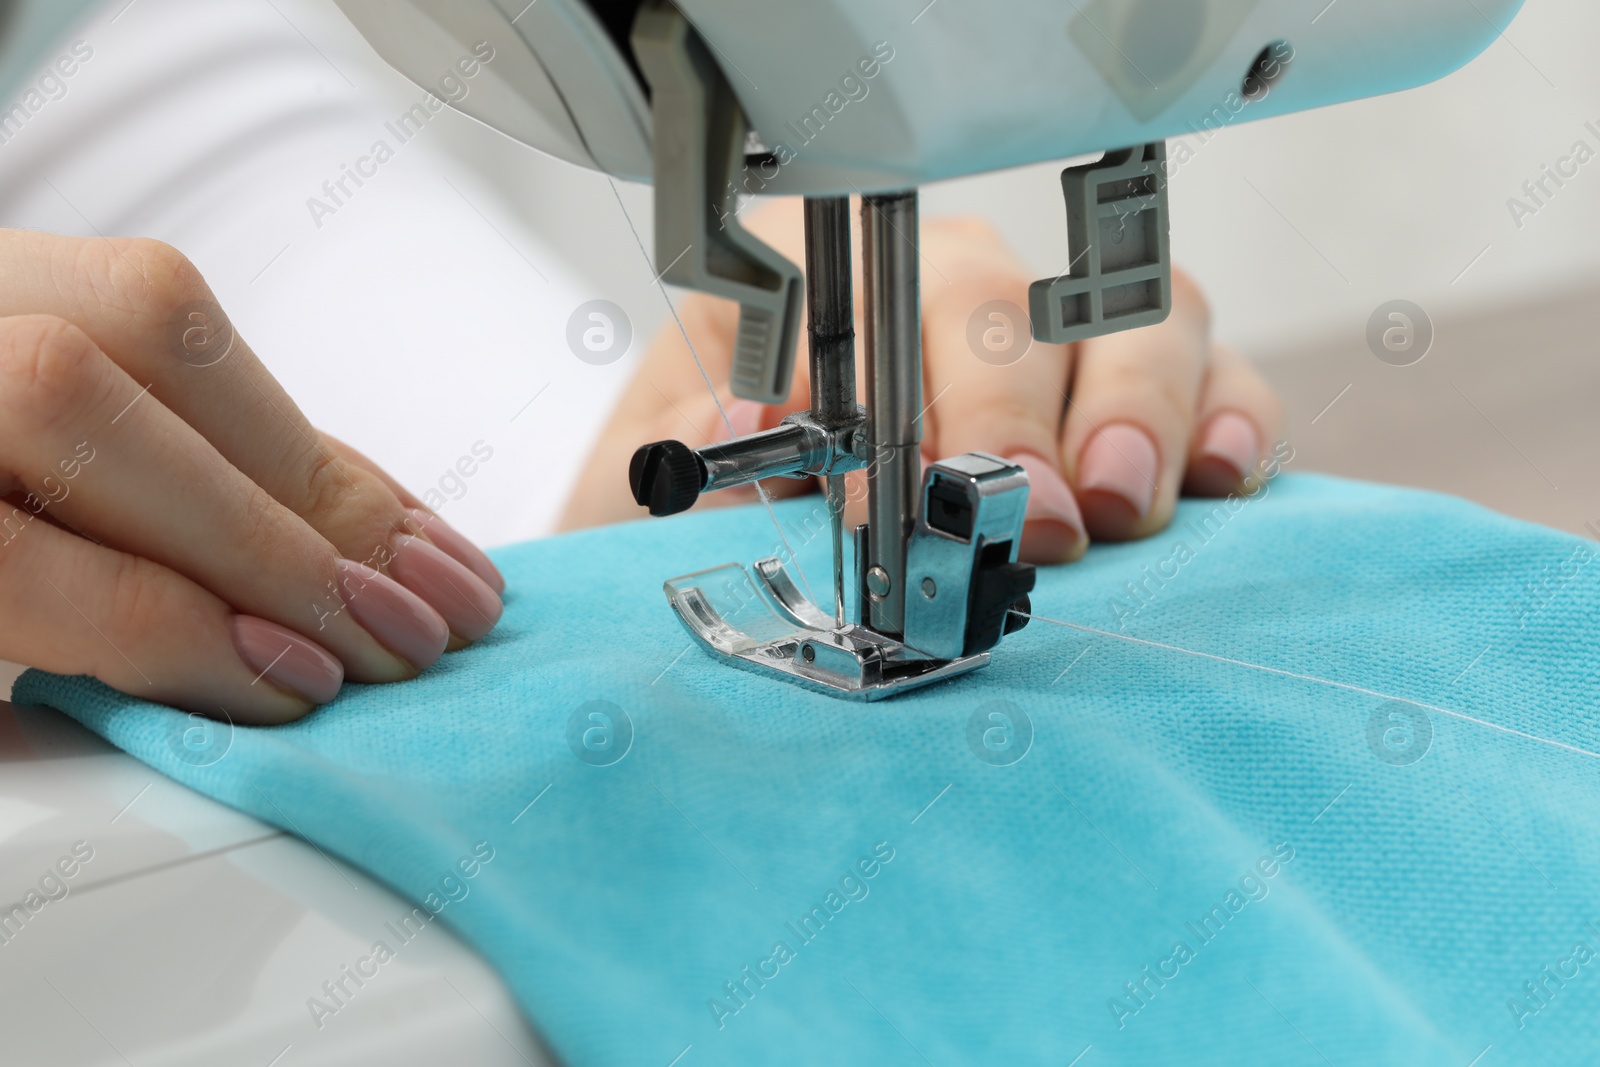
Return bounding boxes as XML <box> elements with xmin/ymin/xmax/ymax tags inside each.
<box><xmin>337</xmin><ymin>0</ymin><xmax>1521</xmax><ymax>699</ymax></box>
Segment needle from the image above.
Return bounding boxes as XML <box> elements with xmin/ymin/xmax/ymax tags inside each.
<box><xmin>826</xmin><ymin>474</ymin><xmax>847</xmax><ymax>627</ymax></box>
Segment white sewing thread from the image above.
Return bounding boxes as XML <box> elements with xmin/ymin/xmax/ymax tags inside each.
<box><xmin>605</xmin><ymin>178</ymin><xmax>818</xmax><ymax>605</ymax></box>
<box><xmin>1017</xmin><ymin>611</ymin><xmax>1600</xmax><ymax>762</ymax></box>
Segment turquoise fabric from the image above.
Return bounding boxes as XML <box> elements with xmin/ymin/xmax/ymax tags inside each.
<box><xmin>15</xmin><ymin>473</ymin><xmax>1600</xmax><ymax>1064</ymax></box>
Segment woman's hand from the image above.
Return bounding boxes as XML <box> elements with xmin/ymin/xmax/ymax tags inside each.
<box><xmin>0</xmin><ymin>230</ymin><xmax>504</xmax><ymax>723</ymax></box>
<box><xmin>560</xmin><ymin>199</ymin><xmax>1282</xmax><ymax>561</ymax></box>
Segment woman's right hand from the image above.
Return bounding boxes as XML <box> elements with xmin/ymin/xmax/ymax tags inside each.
<box><xmin>0</xmin><ymin>230</ymin><xmax>505</xmax><ymax>723</ymax></box>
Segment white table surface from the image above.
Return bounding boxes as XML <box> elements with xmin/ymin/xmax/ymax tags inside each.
<box><xmin>0</xmin><ymin>666</ymin><xmax>558</xmax><ymax>1067</ymax></box>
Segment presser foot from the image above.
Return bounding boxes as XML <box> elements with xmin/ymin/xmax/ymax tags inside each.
<box><xmin>663</xmin><ymin>559</ymin><xmax>988</xmax><ymax>701</ymax></box>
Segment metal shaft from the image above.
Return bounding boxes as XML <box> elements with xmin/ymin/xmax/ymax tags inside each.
<box><xmin>803</xmin><ymin>197</ymin><xmax>857</xmax><ymax>428</ymax></box>
<box><xmin>825</xmin><ymin>474</ymin><xmax>847</xmax><ymax>627</ymax></box>
<box><xmin>804</xmin><ymin>196</ymin><xmax>857</xmax><ymax>627</ymax></box>
<box><xmin>697</xmin><ymin>423</ymin><xmax>824</xmax><ymax>492</ymax></box>
<box><xmin>861</xmin><ymin>191</ymin><xmax>922</xmax><ymax>636</ymax></box>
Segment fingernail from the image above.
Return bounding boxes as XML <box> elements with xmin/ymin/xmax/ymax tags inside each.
<box><xmin>231</xmin><ymin>616</ymin><xmax>343</xmax><ymax>706</ymax></box>
<box><xmin>333</xmin><ymin>558</ymin><xmax>450</xmax><ymax>669</ymax></box>
<box><xmin>1196</xmin><ymin>411</ymin><xmax>1259</xmax><ymax>483</ymax></box>
<box><xmin>1004</xmin><ymin>451</ymin><xmax>1086</xmax><ymax>560</ymax></box>
<box><xmin>407</xmin><ymin>508</ymin><xmax>504</xmax><ymax>594</ymax></box>
<box><xmin>388</xmin><ymin>534</ymin><xmax>503</xmax><ymax>642</ymax></box>
<box><xmin>1078</xmin><ymin>423</ymin><xmax>1159</xmax><ymax>521</ymax></box>
<box><xmin>726</xmin><ymin>399</ymin><xmax>765</xmax><ymax>439</ymax></box>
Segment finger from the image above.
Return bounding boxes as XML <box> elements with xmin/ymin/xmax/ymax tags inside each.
<box><xmin>562</xmin><ymin>198</ymin><xmax>870</xmax><ymax>530</ymax></box>
<box><xmin>661</xmin><ymin>198</ymin><xmax>817</xmax><ymax>503</ymax></box>
<box><xmin>917</xmin><ymin>217</ymin><xmax>1086</xmax><ymax>563</ymax></box>
<box><xmin>1182</xmin><ymin>344</ymin><xmax>1284</xmax><ymax>497</ymax></box>
<box><xmin>560</xmin><ymin>289</ymin><xmax>739</xmax><ymax>529</ymax></box>
<box><xmin>0</xmin><ymin>315</ymin><xmax>449</xmax><ymax>682</ymax></box>
<box><xmin>319</xmin><ymin>433</ymin><xmax>427</xmax><ymax>511</ymax></box>
<box><xmin>322</xmin><ymin>433</ymin><xmax>506</xmax><ymax>595</ymax></box>
<box><xmin>0</xmin><ymin>232</ymin><xmax>501</xmax><ymax>642</ymax></box>
<box><xmin>0</xmin><ymin>232</ymin><xmax>391</xmax><ymax>545</ymax></box>
<box><xmin>735</xmin><ymin>198</ymin><xmax>860</xmax><ymax>507</ymax></box>
<box><xmin>0</xmin><ymin>509</ymin><xmax>339</xmax><ymax>722</ymax></box>
<box><xmin>1060</xmin><ymin>269</ymin><xmax>1210</xmax><ymax>542</ymax></box>
<box><xmin>671</xmin><ymin>388</ymin><xmax>818</xmax><ymax>511</ymax></box>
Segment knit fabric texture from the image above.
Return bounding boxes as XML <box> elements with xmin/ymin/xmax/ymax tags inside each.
<box><xmin>15</xmin><ymin>473</ymin><xmax>1600</xmax><ymax>1064</ymax></box>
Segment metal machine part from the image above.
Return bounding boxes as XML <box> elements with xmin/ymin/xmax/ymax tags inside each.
<box><xmin>663</xmin><ymin>562</ymin><xmax>994</xmax><ymax>701</ymax></box>
<box><xmin>903</xmin><ymin>454</ymin><xmax>1035</xmax><ymax>662</ymax></box>
<box><xmin>633</xmin><ymin>184</ymin><xmax>1036</xmax><ymax>698</ymax></box>
<box><xmin>859</xmin><ymin>191</ymin><xmax>922</xmax><ymax>638</ymax></box>
<box><xmin>654</xmin><ymin>450</ymin><xmax>1037</xmax><ymax>700</ymax></box>
<box><xmin>803</xmin><ymin>196</ymin><xmax>856</xmax><ymax>628</ymax></box>
<box><xmin>620</xmin><ymin>23</ymin><xmax>1046</xmax><ymax>696</ymax></box>
<box><xmin>331</xmin><ymin>0</ymin><xmax>1524</xmax><ymax>697</ymax></box>
<box><xmin>614</xmin><ymin>16</ymin><xmax>1049</xmax><ymax>700</ymax></box>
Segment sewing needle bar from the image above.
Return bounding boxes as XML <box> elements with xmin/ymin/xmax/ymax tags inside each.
<box><xmin>803</xmin><ymin>196</ymin><xmax>858</xmax><ymax>628</ymax></box>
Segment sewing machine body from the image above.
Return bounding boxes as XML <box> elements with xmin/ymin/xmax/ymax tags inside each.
<box><xmin>334</xmin><ymin>0</ymin><xmax>1520</xmax><ymax>193</ymax></box>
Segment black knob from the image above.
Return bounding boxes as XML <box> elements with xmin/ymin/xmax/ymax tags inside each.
<box><xmin>1004</xmin><ymin>593</ymin><xmax>1031</xmax><ymax>635</ymax></box>
<box><xmin>964</xmin><ymin>559</ymin><xmax>1036</xmax><ymax>657</ymax></box>
<box><xmin>629</xmin><ymin>440</ymin><xmax>706</xmax><ymax>517</ymax></box>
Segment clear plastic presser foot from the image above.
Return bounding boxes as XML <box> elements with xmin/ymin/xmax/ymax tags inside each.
<box><xmin>664</xmin><ymin>560</ymin><xmax>990</xmax><ymax>701</ymax></box>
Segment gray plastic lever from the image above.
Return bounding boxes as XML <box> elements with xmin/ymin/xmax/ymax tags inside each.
<box><xmin>1029</xmin><ymin>141</ymin><xmax>1172</xmax><ymax>345</ymax></box>
<box><xmin>632</xmin><ymin>3</ymin><xmax>802</xmax><ymax>405</ymax></box>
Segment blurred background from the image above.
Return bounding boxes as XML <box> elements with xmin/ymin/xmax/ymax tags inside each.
<box><xmin>1</xmin><ymin>0</ymin><xmax>1596</xmax><ymax>545</ymax></box>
